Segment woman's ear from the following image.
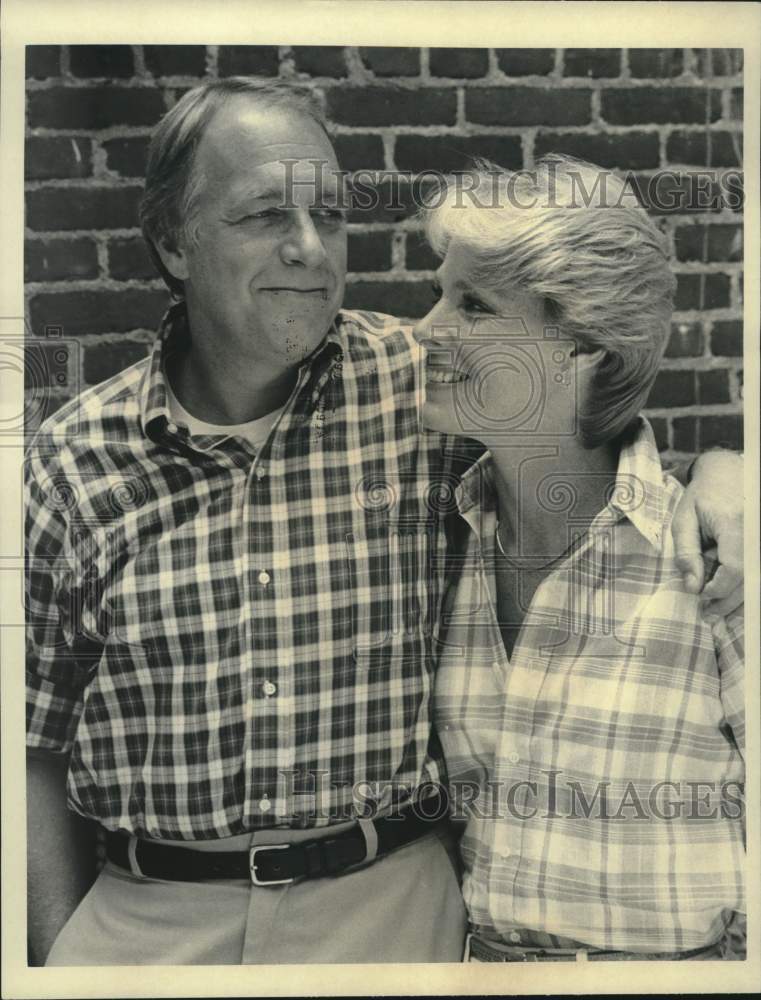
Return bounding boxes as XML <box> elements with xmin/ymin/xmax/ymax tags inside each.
<box><xmin>569</xmin><ymin>344</ymin><xmax>606</xmax><ymax>372</ymax></box>
<box><xmin>154</xmin><ymin>234</ymin><xmax>190</xmax><ymax>283</ymax></box>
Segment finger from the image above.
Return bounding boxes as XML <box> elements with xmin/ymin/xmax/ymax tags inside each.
<box><xmin>703</xmin><ymin>585</ymin><xmax>744</xmax><ymax>618</ymax></box>
<box><xmin>671</xmin><ymin>493</ymin><xmax>705</xmax><ymax>592</ymax></box>
<box><xmin>701</xmin><ymin>564</ymin><xmax>743</xmax><ymax>603</ymax></box>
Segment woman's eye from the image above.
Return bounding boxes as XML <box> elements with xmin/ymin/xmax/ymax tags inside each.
<box><xmin>461</xmin><ymin>294</ymin><xmax>491</xmax><ymax>314</ymax></box>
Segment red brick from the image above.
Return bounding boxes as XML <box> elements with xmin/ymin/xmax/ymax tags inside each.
<box><xmin>108</xmin><ymin>238</ymin><xmax>157</xmax><ymax>280</ymax></box>
<box><xmin>666</xmin><ymin>130</ymin><xmax>741</xmax><ymax>168</ymax></box>
<box><xmin>29</xmin><ymin>289</ymin><xmax>169</xmax><ymax>337</ymax></box>
<box><xmin>627</xmin><ymin>173</ymin><xmax>729</xmax><ymax>215</ymax></box>
<box><xmin>405</xmin><ymin>233</ymin><xmax>441</xmax><ymax>271</ymax></box>
<box><xmin>359</xmin><ymin>48</ymin><xmax>420</xmax><ymax>77</ymax></box>
<box><xmin>665</xmin><ymin>321</ymin><xmax>703</xmax><ymax>357</ymax></box>
<box><xmin>495</xmin><ymin>49</ymin><xmax>554</xmax><ymax>76</ymax></box>
<box><xmin>730</xmin><ymin>89</ymin><xmax>742</xmax><ymax>120</ymax></box>
<box><xmin>429</xmin><ymin>49</ymin><xmax>488</xmax><ymax>79</ymax></box>
<box><xmin>563</xmin><ymin>49</ymin><xmax>620</xmax><ymax>78</ymax></box>
<box><xmin>674</xmin><ymin>273</ymin><xmax>731</xmax><ymax>311</ymax></box>
<box><xmin>343</xmin><ymin>280</ymin><xmax>437</xmax><ymax>318</ymax></box>
<box><xmin>674</xmin><ymin>224</ymin><xmax>742</xmax><ymax>262</ymax></box>
<box><xmin>347</xmin><ymin>176</ymin><xmax>435</xmax><ymax>224</ymax></box>
<box><xmin>292</xmin><ymin>46</ymin><xmax>347</xmax><ymax>78</ymax></box>
<box><xmin>27</xmin><ymin>86</ymin><xmax>165</xmax><ymax>129</ymax></box>
<box><xmin>25</xmin><ymin>46</ymin><xmax>61</xmax><ymax>79</ymax></box>
<box><xmin>628</xmin><ymin>49</ymin><xmax>684</xmax><ymax>78</ymax></box>
<box><xmin>697</xmin><ymin>369</ymin><xmax>730</xmax><ymax>404</ymax></box>
<box><xmin>672</xmin><ymin>416</ymin><xmax>696</xmax><ymax>452</ymax></box>
<box><xmin>69</xmin><ymin>45</ymin><xmax>134</xmax><ymax>78</ymax></box>
<box><xmin>26</xmin><ymin>185</ymin><xmax>142</xmax><ymax>232</ymax></box>
<box><xmin>601</xmin><ymin>88</ymin><xmax>721</xmax><ymax>125</ymax></box>
<box><xmin>698</xmin><ymin>415</ymin><xmax>742</xmax><ymax>450</ymax></box>
<box><xmin>693</xmin><ymin>49</ymin><xmax>743</xmax><ymax>77</ymax></box>
<box><xmin>466</xmin><ymin>87</ymin><xmax>591</xmax><ymax>126</ymax></box>
<box><xmin>646</xmin><ymin>370</ymin><xmax>695</xmax><ymax>408</ymax></box>
<box><xmin>143</xmin><ymin>45</ymin><xmax>207</xmax><ymax>78</ymax></box>
<box><xmin>333</xmin><ymin>134</ymin><xmax>385</xmax><ymax>171</ymax></box>
<box><xmin>709</xmin><ymin>320</ymin><xmax>742</xmax><ymax>357</ymax></box>
<box><xmin>395</xmin><ymin>134</ymin><xmax>522</xmax><ymax>173</ymax></box>
<box><xmin>534</xmin><ymin>131</ymin><xmax>658</xmax><ymax>170</ymax></box>
<box><xmin>25</xmin><ymin>137</ymin><xmax>92</xmax><ymax>180</ymax></box>
<box><xmin>327</xmin><ymin>86</ymin><xmax>457</xmax><ymax>126</ymax></box>
<box><xmin>217</xmin><ymin>46</ymin><xmax>279</xmax><ymax>77</ymax></box>
<box><xmin>103</xmin><ymin>137</ymin><xmax>150</xmax><ymax>177</ymax></box>
<box><xmin>84</xmin><ymin>341</ymin><xmax>150</xmax><ymax>385</ymax></box>
<box><xmin>347</xmin><ymin>232</ymin><xmax>392</xmax><ymax>272</ymax></box>
<box><xmin>25</xmin><ymin>238</ymin><xmax>99</xmax><ymax>282</ymax></box>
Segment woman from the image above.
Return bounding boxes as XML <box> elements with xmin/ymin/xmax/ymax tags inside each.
<box><xmin>414</xmin><ymin>156</ymin><xmax>745</xmax><ymax>962</ymax></box>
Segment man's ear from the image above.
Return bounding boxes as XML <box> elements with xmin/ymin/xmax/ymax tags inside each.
<box><xmin>154</xmin><ymin>234</ymin><xmax>190</xmax><ymax>282</ymax></box>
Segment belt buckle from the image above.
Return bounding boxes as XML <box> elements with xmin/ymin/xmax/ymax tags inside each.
<box><xmin>249</xmin><ymin>844</ymin><xmax>293</xmax><ymax>886</ymax></box>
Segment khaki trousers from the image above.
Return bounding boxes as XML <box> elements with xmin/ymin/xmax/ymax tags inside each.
<box><xmin>45</xmin><ymin>824</ymin><xmax>467</xmax><ymax>965</ymax></box>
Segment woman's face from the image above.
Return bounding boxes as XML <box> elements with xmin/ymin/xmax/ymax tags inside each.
<box><xmin>413</xmin><ymin>241</ymin><xmax>581</xmax><ymax>445</ymax></box>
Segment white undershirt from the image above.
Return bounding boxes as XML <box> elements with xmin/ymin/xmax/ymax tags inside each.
<box><xmin>164</xmin><ymin>378</ymin><xmax>284</xmax><ymax>449</ymax></box>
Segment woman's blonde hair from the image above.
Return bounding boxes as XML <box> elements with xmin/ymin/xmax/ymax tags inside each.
<box><xmin>423</xmin><ymin>155</ymin><xmax>676</xmax><ymax>447</ymax></box>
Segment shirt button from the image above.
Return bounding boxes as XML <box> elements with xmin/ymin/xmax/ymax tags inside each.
<box><xmin>509</xmin><ymin>931</ymin><xmax>521</xmax><ymax>943</ymax></box>
<box><xmin>262</xmin><ymin>680</ymin><xmax>277</xmax><ymax>697</ymax></box>
<box><xmin>258</xmin><ymin>570</ymin><xmax>271</xmax><ymax>586</ymax></box>
<box><xmin>255</xmin><ymin>466</ymin><xmax>266</xmax><ymax>479</ymax></box>
<box><xmin>258</xmin><ymin>797</ymin><xmax>272</xmax><ymax>813</ymax></box>
<box><xmin>500</xmin><ymin>847</ymin><xmax>511</xmax><ymax>859</ymax></box>
<box><xmin>507</xmin><ymin>751</ymin><xmax>520</xmax><ymax>765</ymax></box>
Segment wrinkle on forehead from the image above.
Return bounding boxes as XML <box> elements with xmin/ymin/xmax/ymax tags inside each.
<box><xmin>199</xmin><ymin>100</ymin><xmax>338</xmax><ymax>174</ymax></box>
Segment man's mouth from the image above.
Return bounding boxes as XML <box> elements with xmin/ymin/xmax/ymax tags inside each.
<box><xmin>261</xmin><ymin>287</ymin><xmax>330</xmax><ymax>299</ymax></box>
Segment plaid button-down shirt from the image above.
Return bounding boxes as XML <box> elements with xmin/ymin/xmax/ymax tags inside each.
<box><xmin>435</xmin><ymin>418</ymin><xmax>745</xmax><ymax>952</ymax></box>
<box><xmin>26</xmin><ymin>305</ymin><xmax>454</xmax><ymax>839</ymax></box>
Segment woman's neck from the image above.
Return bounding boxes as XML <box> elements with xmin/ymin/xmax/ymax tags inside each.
<box><xmin>486</xmin><ymin>435</ymin><xmax>619</xmax><ymax>564</ymax></box>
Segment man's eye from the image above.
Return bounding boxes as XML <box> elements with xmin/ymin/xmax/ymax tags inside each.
<box><xmin>241</xmin><ymin>208</ymin><xmax>282</xmax><ymax>222</ymax></box>
<box><xmin>313</xmin><ymin>208</ymin><xmax>347</xmax><ymax>224</ymax></box>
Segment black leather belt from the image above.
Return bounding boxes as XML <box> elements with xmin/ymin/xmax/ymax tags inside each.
<box><xmin>466</xmin><ymin>933</ymin><xmax>721</xmax><ymax>963</ymax></box>
<box><xmin>106</xmin><ymin>792</ymin><xmax>448</xmax><ymax>886</ymax></box>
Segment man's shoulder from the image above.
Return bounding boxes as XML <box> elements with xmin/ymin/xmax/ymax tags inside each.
<box><xmin>27</xmin><ymin>351</ymin><xmax>151</xmax><ymax>462</ymax></box>
<box><xmin>335</xmin><ymin>309</ymin><xmax>419</xmax><ymax>353</ymax></box>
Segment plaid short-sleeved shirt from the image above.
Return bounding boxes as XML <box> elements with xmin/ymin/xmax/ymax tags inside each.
<box><xmin>26</xmin><ymin>305</ymin><xmax>454</xmax><ymax>839</ymax></box>
<box><xmin>435</xmin><ymin>418</ymin><xmax>745</xmax><ymax>952</ymax></box>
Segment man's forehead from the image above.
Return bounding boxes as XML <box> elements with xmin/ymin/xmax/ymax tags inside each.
<box><xmin>199</xmin><ymin>99</ymin><xmax>337</xmax><ymax>173</ymax></box>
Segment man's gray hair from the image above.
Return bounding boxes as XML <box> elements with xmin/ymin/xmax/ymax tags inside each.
<box><xmin>139</xmin><ymin>77</ymin><xmax>330</xmax><ymax>298</ymax></box>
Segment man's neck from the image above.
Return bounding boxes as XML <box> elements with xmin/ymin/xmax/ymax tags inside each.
<box><xmin>166</xmin><ymin>340</ymin><xmax>299</xmax><ymax>425</ymax></box>
<box><xmin>486</xmin><ymin>436</ymin><xmax>619</xmax><ymax>562</ymax></box>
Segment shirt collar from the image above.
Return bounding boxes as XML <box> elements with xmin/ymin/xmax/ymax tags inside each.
<box><xmin>138</xmin><ymin>301</ymin><xmax>344</xmax><ymax>443</ymax></box>
<box><xmin>455</xmin><ymin>417</ymin><xmax>668</xmax><ymax>551</ymax></box>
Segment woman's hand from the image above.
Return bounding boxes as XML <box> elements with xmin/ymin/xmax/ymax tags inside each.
<box><xmin>672</xmin><ymin>450</ymin><xmax>744</xmax><ymax>616</ymax></box>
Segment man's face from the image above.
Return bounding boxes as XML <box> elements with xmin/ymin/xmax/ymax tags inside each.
<box><xmin>161</xmin><ymin>98</ymin><xmax>347</xmax><ymax>371</ymax></box>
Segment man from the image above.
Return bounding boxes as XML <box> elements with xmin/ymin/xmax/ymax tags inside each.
<box><xmin>26</xmin><ymin>77</ymin><xmax>744</xmax><ymax>966</ymax></box>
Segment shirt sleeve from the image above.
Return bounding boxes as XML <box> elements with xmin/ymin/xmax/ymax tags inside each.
<box><xmin>25</xmin><ymin>449</ymin><xmax>100</xmax><ymax>754</ymax></box>
<box><xmin>712</xmin><ymin>605</ymin><xmax>744</xmax><ymax>760</ymax></box>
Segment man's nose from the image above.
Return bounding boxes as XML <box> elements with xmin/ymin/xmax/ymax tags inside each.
<box><xmin>281</xmin><ymin>213</ymin><xmax>328</xmax><ymax>268</ymax></box>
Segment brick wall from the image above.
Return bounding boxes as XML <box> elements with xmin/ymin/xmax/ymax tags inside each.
<box><xmin>24</xmin><ymin>45</ymin><xmax>744</xmax><ymax>458</ymax></box>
